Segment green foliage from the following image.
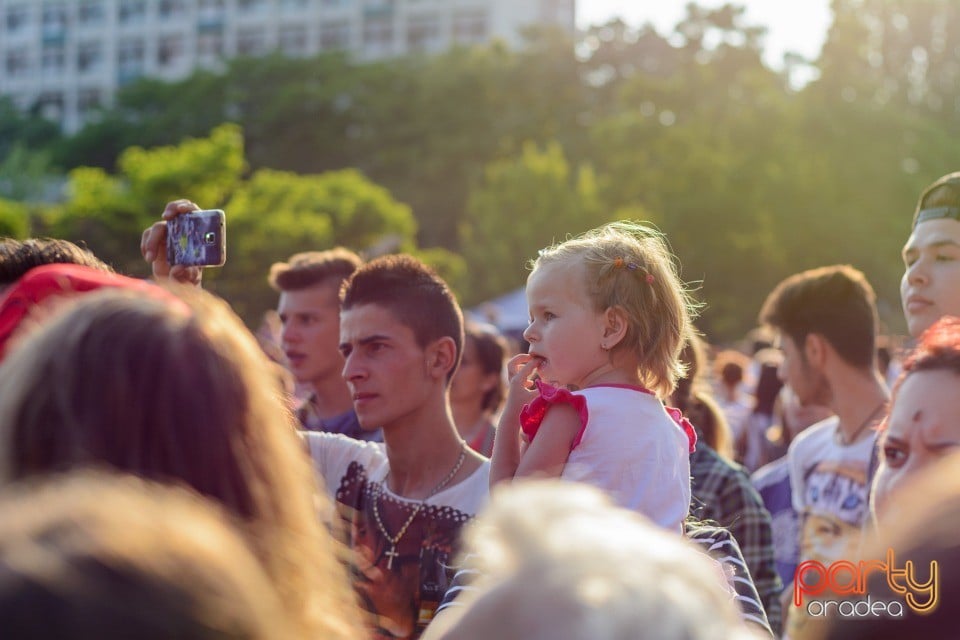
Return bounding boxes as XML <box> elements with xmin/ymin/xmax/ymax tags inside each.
<box><xmin>219</xmin><ymin>167</ymin><xmax>418</xmax><ymax>318</ymax></box>
<box><xmin>459</xmin><ymin>141</ymin><xmax>607</xmax><ymax>304</ymax></box>
<box><xmin>0</xmin><ymin>198</ymin><xmax>29</xmax><ymax>238</ymax></box>
<box><xmin>8</xmin><ymin>2</ymin><xmax>960</xmax><ymax>341</ymax></box>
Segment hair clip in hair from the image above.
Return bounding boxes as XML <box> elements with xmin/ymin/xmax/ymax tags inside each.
<box><xmin>645</xmin><ymin>273</ymin><xmax>655</xmax><ymax>284</ymax></box>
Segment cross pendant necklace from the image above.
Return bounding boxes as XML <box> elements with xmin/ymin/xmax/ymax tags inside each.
<box><xmin>370</xmin><ymin>443</ymin><xmax>467</xmax><ymax>571</ymax></box>
<box><xmin>384</xmin><ymin>546</ymin><xmax>400</xmax><ymax>570</ymax></box>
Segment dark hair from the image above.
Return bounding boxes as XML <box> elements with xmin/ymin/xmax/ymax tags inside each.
<box><xmin>752</xmin><ymin>361</ymin><xmax>783</xmax><ymax>417</ymax></box>
<box><xmin>671</xmin><ymin>332</ymin><xmax>733</xmax><ymax>460</ymax></box>
<box><xmin>759</xmin><ymin>265</ymin><xmax>878</xmax><ymax>369</ymax></box>
<box><xmin>268</xmin><ymin>248</ymin><xmax>361</xmax><ymax>292</ymax></box>
<box><xmin>0</xmin><ymin>287</ymin><xmax>363</xmax><ymax>639</ymax></box>
<box><xmin>0</xmin><ymin>472</ymin><xmax>289</xmax><ymax>640</ymax></box>
<box><xmin>714</xmin><ymin>349</ymin><xmax>749</xmax><ymax>388</ymax></box>
<box><xmin>465</xmin><ymin>323</ymin><xmax>508</xmax><ymax>413</ymax></box>
<box><xmin>912</xmin><ymin>171</ymin><xmax>960</xmax><ymax>228</ymax></box>
<box><xmin>0</xmin><ymin>238</ymin><xmax>112</xmax><ymax>286</ymax></box>
<box><xmin>341</xmin><ymin>254</ymin><xmax>464</xmax><ymax>381</ymax></box>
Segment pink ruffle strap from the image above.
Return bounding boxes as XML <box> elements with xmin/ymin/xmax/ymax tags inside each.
<box><xmin>665</xmin><ymin>406</ymin><xmax>698</xmax><ymax>453</ymax></box>
<box><xmin>520</xmin><ymin>380</ymin><xmax>590</xmax><ymax>449</ymax></box>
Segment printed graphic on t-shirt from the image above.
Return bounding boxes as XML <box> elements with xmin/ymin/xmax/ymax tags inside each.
<box><xmin>788</xmin><ymin>458</ymin><xmax>869</xmax><ymax>639</ymax></box>
<box><xmin>334</xmin><ymin>461</ymin><xmax>472</xmax><ymax>640</ymax></box>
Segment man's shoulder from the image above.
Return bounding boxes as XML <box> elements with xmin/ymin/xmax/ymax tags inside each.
<box><xmin>787</xmin><ymin>415</ymin><xmax>838</xmax><ymax>458</ymax></box>
<box><xmin>305</xmin><ymin>431</ymin><xmax>387</xmax><ymax>487</ymax></box>
<box><xmin>430</xmin><ymin>459</ymin><xmax>491</xmax><ymax>517</ymax></box>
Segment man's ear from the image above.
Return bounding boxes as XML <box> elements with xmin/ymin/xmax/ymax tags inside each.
<box><xmin>426</xmin><ymin>336</ymin><xmax>458</xmax><ymax>380</ymax></box>
<box><xmin>601</xmin><ymin>306</ymin><xmax>629</xmax><ymax>350</ymax></box>
<box><xmin>803</xmin><ymin>333</ymin><xmax>828</xmax><ymax>368</ymax></box>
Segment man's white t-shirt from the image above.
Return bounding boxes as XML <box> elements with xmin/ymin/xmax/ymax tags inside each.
<box><xmin>306</xmin><ymin>432</ymin><xmax>489</xmax><ymax>640</ymax></box>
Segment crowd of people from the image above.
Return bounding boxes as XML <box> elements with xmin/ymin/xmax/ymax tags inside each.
<box><xmin>0</xmin><ymin>171</ymin><xmax>959</xmax><ymax>639</ymax></box>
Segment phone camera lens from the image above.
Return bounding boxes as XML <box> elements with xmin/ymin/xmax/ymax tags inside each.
<box><xmin>203</xmin><ymin>232</ymin><xmax>216</xmax><ymax>245</ymax></box>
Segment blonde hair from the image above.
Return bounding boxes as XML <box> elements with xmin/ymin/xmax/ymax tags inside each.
<box><xmin>447</xmin><ymin>480</ymin><xmax>754</xmax><ymax>640</ymax></box>
<box><xmin>0</xmin><ymin>471</ymin><xmax>292</xmax><ymax>639</ymax></box>
<box><xmin>0</xmin><ymin>287</ymin><xmax>363</xmax><ymax>639</ymax></box>
<box><xmin>532</xmin><ymin>221</ymin><xmax>696</xmax><ymax>397</ymax></box>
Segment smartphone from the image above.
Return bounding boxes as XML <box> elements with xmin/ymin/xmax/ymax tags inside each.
<box><xmin>166</xmin><ymin>209</ymin><xmax>226</xmax><ymax>267</ymax></box>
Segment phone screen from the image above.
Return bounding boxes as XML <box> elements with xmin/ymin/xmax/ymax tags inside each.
<box><xmin>166</xmin><ymin>210</ymin><xmax>226</xmax><ymax>267</ymax></box>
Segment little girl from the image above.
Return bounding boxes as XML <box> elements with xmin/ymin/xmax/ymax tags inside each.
<box><xmin>490</xmin><ymin>221</ymin><xmax>697</xmax><ymax>532</ymax></box>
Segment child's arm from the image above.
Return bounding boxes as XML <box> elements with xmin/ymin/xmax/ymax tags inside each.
<box><xmin>489</xmin><ymin>355</ymin><xmax>538</xmax><ymax>487</ymax></box>
<box><xmin>513</xmin><ymin>403</ymin><xmax>580</xmax><ymax>479</ymax></box>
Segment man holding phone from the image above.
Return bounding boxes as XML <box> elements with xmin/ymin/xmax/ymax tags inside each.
<box><xmin>142</xmin><ymin>200</ymin><xmax>378</xmax><ymax>441</ymax></box>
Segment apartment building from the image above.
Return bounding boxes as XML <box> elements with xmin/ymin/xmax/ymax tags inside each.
<box><xmin>0</xmin><ymin>0</ymin><xmax>575</xmax><ymax>133</ymax></box>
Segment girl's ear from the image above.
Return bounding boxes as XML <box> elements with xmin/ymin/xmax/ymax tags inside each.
<box><xmin>426</xmin><ymin>336</ymin><xmax>458</xmax><ymax>381</ymax></box>
<box><xmin>601</xmin><ymin>306</ymin><xmax>629</xmax><ymax>350</ymax></box>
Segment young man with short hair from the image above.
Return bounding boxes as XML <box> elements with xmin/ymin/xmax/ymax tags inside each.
<box><xmin>759</xmin><ymin>265</ymin><xmax>889</xmax><ymax>639</ymax></box>
<box><xmin>305</xmin><ymin>254</ymin><xmax>489</xmax><ymax>640</ymax></box>
<box><xmin>269</xmin><ymin>249</ymin><xmax>379</xmax><ymax>441</ymax></box>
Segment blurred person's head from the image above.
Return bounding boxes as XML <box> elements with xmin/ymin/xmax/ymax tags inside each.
<box><xmin>0</xmin><ymin>472</ymin><xmax>290</xmax><ymax>640</ymax></box>
<box><xmin>901</xmin><ymin>172</ymin><xmax>960</xmax><ymax>337</ymax></box>
<box><xmin>714</xmin><ymin>349</ymin><xmax>750</xmax><ymax>395</ymax></box>
<box><xmin>0</xmin><ymin>238</ymin><xmax>112</xmax><ymax>295</ymax></box>
<box><xmin>872</xmin><ymin>316</ymin><xmax>960</xmax><ymax>525</ymax></box>
<box><xmin>439</xmin><ymin>480</ymin><xmax>755</xmax><ymax>640</ymax></box>
<box><xmin>269</xmin><ymin>248</ymin><xmax>362</xmax><ymax>390</ymax></box>
<box><xmin>671</xmin><ymin>331</ymin><xmax>733</xmax><ymax>459</ymax></box>
<box><xmin>752</xmin><ymin>350</ymin><xmax>785</xmax><ymax>417</ymax></box>
<box><xmin>0</xmin><ymin>264</ymin><xmax>172</xmax><ymax>362</ymax></box>
<box><xmin>450</xmin><ymin>323</ymin><xmax>508</xmax><ymax>415</ymax></box>
<box><xmin>759</xmin><ymin>265</ymin><xmax>878</xmax><ymax>406</ymax></box>
<box><xmin>0</xmin><ymin>287</ymin><xmax>363</xmax><ymax>639</ymax></box>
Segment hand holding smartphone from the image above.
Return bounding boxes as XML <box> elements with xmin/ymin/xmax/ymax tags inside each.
<box><xmin>166</xmin><ymin>209</ymin><xmax>226</xmax><ymax>267</ymax></box>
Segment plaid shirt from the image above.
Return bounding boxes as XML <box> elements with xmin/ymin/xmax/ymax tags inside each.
<box><xmin>691</xmin><ymin>443</ymin><xmax>782</xmax><ymax>635</ymax></box>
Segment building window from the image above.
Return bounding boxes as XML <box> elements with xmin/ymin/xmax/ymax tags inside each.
<box><xmin>406</xmin><ymin>14</ymin><xmax>440</xmax><ymax>52</ymax></box>
<box><xmin>42</xmin><ymin>4</ymin><xmax>67</xmax><ymax>35</ymax></box>
<box><xmin>42</xmin><ymin>46</ymin><xmax>66</xmax><ymax>73</ymax></box>
<box><xmin>320</xmin><ymin>21</ymin><xmax>350</xmax><ymax>50</ymax></box>
<box><xmin>5</xmin><ymin>50</ymin><xmax>29</xmax><ymax>77</ymax></box>
<box><xmin>197</xmin><ymin>33</ymin><xmax>224</xmax><ymax>58</ymax></box>
<box><xmin>36</xmin><ymin>91</ymin><xmax>65</xmax><ymax>121</ymax></box>
<box><xmin>363</xmin><ymin>17</ymin><xmax>393</xmax><ymax>51</ymax></box>
<box><xmin>78</xmin><ymin>1</ymin><xmax>105</xmax><ymax>24</ymax></box>
<box><xmin>236</xmin><ymin>29</ymin><xmax>266</xmax><ymax>56</ymax></box>
<box><xmin>78</xmin><ymin>88</ymin><xmax>102</xmax><ymax>114</ymax></box>
<box><xmin>279</xmin><ymin>25</ymin><xmax>308</xmax><ymax>55</ymax></box>
<box><xmin>159</xmin><ymin>0</ymin><xmax>187</xmax><ymax>19</ymax></box>
<box><xmin>118</xmin><ymin>39</ymin><xmax>145</xmax><ymax>80</ymax></box>
<box><xmin>77</xmin><ymin>41</ymin><xmax>103</xmax><ymax>73</ymax></box>
<box><xmin>5</xmin><ymin>5</ymin><xmax>29</xmax><ymax>32</ymax></box>
<box><xmin>238</xmin><ymin>0</ymin><xmax>268</xmax><ymax>13</ymax></box>
<box><xmin>158</xmin><ymin>35</ymin><xmax>185</xmax><ymax>65</ymax></box>
<box><xmin>453</xmin><ymin>10</ymin><xmax>487</xmax><ymax>44</ymax></box>
<box><xmin>119</xmin><ymin>0</ymin><xmax>147</xmax><ymax>24</ymax></box>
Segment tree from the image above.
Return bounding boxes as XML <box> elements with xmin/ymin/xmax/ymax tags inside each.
<box><xmin>218</xmin><ymin>167</ymin><xmax>419</xmax><ymax>319</ymax></box>
<box><xmin>459</xmin><ymin>141</ymin><xmax>606</xmax><ymax>304</ymax></box>
<box><xmin>0</xmin><ymin>198</ymin><xmax>28</xmax><ymax>238</ymax></box>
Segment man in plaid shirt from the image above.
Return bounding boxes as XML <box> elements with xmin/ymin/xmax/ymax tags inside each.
<box><xmin>691</xmin><ymin>441</ymin><xmax>781</xmax><ymax>635</ymax></box>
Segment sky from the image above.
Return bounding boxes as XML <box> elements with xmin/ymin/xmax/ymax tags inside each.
<box><xmin>576</xmin><ymin>1</ymin><xmax>833</xmax><ymax>70</ymax></box>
